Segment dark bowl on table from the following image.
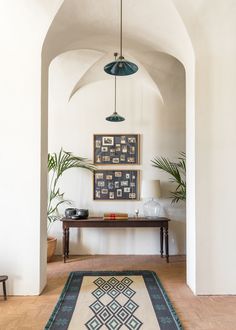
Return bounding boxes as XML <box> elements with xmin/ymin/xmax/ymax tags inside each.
<box><xmin>65</xmin><ymin>208</ymin><xmax>77</xmax><ymax>218</ymax></box>
<box><xmin>76</xmin><ymin>209</ymin><xmax>89</xmax><ymax>219</ymax></box>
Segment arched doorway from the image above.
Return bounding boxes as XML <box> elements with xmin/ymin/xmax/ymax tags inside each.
<box><xmin>41</xmin><ymin>0</ymin><xmax>195</xmax><ymax>292</ymax></box>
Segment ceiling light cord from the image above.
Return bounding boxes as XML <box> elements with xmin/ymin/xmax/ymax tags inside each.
<box><xmin>120</xmin><ymin>0</ymin><xmax>123</xmax><ymax>59</ymax></box>
<box><xmin>103</xmin><ymin>0</ymin><xmax>138</xmax><ymax>76</ymax></box>
<box><xmin>114</xmin><ymin>75</ymin><xmax>117</xmax><ymax>114</ymax></box>
<box><xmin>114</xmin><ymin>52</ymin><xmax>117</xmax><ymax>114</ymax></box>
<box><xmin>105</xmin><ymin>53</ymin><xmax>125</xmax><ymax>122</ymax></box>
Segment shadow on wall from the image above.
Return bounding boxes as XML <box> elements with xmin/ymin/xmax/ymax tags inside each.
<box><xmin>159</xmin><ymin>198</ymin><xmax>186</xmax><ymax>255</ymax></box>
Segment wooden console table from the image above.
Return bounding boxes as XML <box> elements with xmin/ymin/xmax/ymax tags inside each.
<box><xmin>61</xmin><ymin>217</ymin><xmax>170</xmax><ymax>263</ymax></box>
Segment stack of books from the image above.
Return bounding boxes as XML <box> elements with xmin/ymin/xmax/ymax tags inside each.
<box><xmin>103</xmin><ymin>213</ymin><xmax>128</xmax><ymax>220</ymax></box>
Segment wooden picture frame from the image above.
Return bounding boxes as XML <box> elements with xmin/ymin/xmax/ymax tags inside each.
<box><xmin>93</xmin><ymin>170</ymin><xmax>140</xmax><ymax>201</ymax></box>
<box><xmin>93</xmin><ymin>134</ymin><xmax>140</xmax><ymax>165</ymax></box>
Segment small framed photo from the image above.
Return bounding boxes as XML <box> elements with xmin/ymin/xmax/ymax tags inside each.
<box><xmin>115</xmin><ymin>182</ymin><xmax>120</xmax><ymax>188</ymax></box>
<box><xmin>128</xmin><ymin>137</ymin><xmax>136</xmax><ymax>143</ymax></box>
<box><xmin>103</xmin><ymin>156</ymin><xmax>110</xmax><ymax>162</ymax></box>
<box><xmin>129</xmin><ymin>193</ymin><xmax>136</xmax><ymax>199</ymax></box>
<box><xmin>97</xmin><ymin>181</ymin><xmax>105</xmax><ymax>187</ymax></box>
<box><xmin>112</xmin><ymin>158</ymin><xmax>120</xmax><ymax>164</ymax></box>
<box><xmin>95</xmin><ymin>190</ymin><xmax>101</xmax><ymax>198</ymax></box>
<box><xmin>121</xmin><ymin>136</ymin><xmax>126</xmax><ymax>144</ymax></box>
<box><xmin>96</xmin><ymin>140</ymin><xmax>101</xmax><ymax>148</ymax></box>
<box><xmin>96</xmin><ymin>173</ymin><xmax>104</xmax><ymax>179</ymax></box>
<box><xmin>115</xmin><ymin>172</ymin><xmax>122</xmax><ymax>177</ymax></box>
<box><xmin>101</xmin><ymin>146</ymin><xmax>108</xmax><ymax>152</ymax></box>
<box><xmin>117</xmin><ymin>189</ymin><xmax>122</xmax><ymax>197</ymax></box>
<box><xmin>109</xmin><ymin>192</ymin><xmax>115</xmax><ymax>199</ymax></box>
<box><xmin>101</xmin><ymin>189</ymin><xmax>108</xmax><ymax>194</ymax></box>
<box><xmin>94</xmin><ymin>134</ymin><xmax>140</xmax><ymax>165</ymax></box>
<box><xmin>96</xmin><ymin>155</ymin><xmax>102</xmax><ymax>163</ymax></box>
<box><xmin>130</xmin><ymin>146</ymin><xmax>135</xmax><ymax>154</ymax></box>
<box><xmin>120</xmin><ymin>181</ymin><xmax>128</xmax><ymax>187</ymax></box>
<box><xmin>93</xmin><ymin>170</ymin><xmax>140</xmax><ymax>201</ymax></box>
<box><xmin>127</xmin><ymin>157</ymin><xmax>135</xmax><ymax>163</ymax></box>
<box><xmin>102</xmin><ymin>136</ymin><xmax>114</xmax><ymax>146</ymax></box>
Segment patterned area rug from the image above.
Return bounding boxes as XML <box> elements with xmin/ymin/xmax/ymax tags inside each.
<box><xmin>45</xmin><ymin>271</ymin><xmax>183</xmax><ymax>330</ymax></box>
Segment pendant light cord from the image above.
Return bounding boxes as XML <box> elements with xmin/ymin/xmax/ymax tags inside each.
<box><xmin>120</xmin><ymin>0</ymin><xmax>123</xmax><ymax>58</ymax></box>
<box><xmin>114</xmin><ymin>75</ymin><xmax>117</xmax><ymax>114</ymax></box>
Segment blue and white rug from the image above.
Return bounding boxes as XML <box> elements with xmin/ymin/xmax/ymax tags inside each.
<box><xmin>45</xmin><ymin>271</ymin><xmax>183</xmax><ymax>330</ymax></box>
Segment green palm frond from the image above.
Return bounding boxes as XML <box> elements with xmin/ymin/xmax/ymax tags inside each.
<box><xmin>47</xmin><ymin>148</ymin><xmax>96</xmax><ymax>230</ymax></box>
<box><xmin>151</xmin><ymin>152</ymin><xmax>186</xmax><ymax>203</ymax></box>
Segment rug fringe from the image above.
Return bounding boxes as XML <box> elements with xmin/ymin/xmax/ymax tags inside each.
<box><xmin>45</xmin><ymin>272</ymin><xmax>74</xmax><ymax>329</ymax></box>
<box><xmin>150</xmin><ymin>270</ymin><xmax>184</xmax><ymax>330</ymax></box>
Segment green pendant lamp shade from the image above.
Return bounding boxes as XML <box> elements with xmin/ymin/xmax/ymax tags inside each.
<box><xmin>106</xmin><ymin>112</ymin><xmax>125</xmax><ymax>122</ymax></box>
<box><xmin>104</xmin><ymin>58</ymin><xmax>138</xmax><ymax>76</ymax></box>
<box><xmin>106</xmin><ymin>72</ymin><xmax>125</xmax><ymax>122</ymax></box>
<box><xmin>104</xmin><ymin>0</ymin><xmax>138</xmax><ymax>76</ymax></box>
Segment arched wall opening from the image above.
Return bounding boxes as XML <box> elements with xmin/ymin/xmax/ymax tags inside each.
<box><xmin>2</xmin><ymin>0</ymin><xmax>236</xmax><ymax>298</ymax></box>
<box><xmin>46</xmin><ymin>49</ymin><xmax>186</xmax><ymax>257</ymax></box>
<box><xmin>41</xmin><ymin>0</ymin><xmax>195</xmax><ymax>293</ymax></box>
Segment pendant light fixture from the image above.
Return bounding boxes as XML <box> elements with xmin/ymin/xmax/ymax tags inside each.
<box><xmin>106</xmin><ymin>54</ymin><xmax>125</xmax><ymax>122</ymax></box>
<box><xmin>104</xmin><ymin>0</ymin><xmax>138</xmax><ymax>76</ymax></box>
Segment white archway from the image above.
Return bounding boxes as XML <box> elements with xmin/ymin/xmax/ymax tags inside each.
<box><xmin>1</xmin><ymin>0</ymin><xmax>236</xmax><ymax>298</ymax></box>
<box><xmin>42</xmin><ymin>0</ymin><xmax>195</xmax><ymax>291</ymax></box>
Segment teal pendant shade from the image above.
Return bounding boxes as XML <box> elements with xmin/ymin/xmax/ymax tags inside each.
<box><xmin>106</xmin><ymin>112</ymin><xmax>125</xmax><ymax>122</ymax></box>
<box><xmin>104</xmin><ymin>0</ymin><xmax>138</xmax><ymax>76</ymax></box>
<box><xmin>104</xmin><ymin>58</ymin><xmax>138</xmax><ymax>76</ymax></box>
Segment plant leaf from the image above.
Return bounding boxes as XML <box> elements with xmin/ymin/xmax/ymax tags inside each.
<box><xmin>47</xmin><ymin>149</ymin><xmax>96</xmax><ymax>227</ymax></box>
<box><xmin>151</xmin><ymin>152</ymin><xmax>186</xmax><ymax>203</ymax></box>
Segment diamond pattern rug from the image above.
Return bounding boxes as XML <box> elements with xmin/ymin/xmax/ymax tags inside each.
<box><xmin>45</xmin><ymin>271</ymin><xmax>183</xmax><ymax>330</ymax></box>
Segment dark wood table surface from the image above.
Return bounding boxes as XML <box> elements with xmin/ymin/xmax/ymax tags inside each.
<box><xmin>61</xmin><ymin>217</ymin><xmax>170</xmax><ymax>263</ymax></box>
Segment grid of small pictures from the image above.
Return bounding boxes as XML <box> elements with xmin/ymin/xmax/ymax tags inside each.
<box><xmin>94</xmin><ymin>170</ymin><xmax>139</xmax><ymax>201</ymax></box>
<box><xmin>94</xmin><ymin>134</ymin><xmax>139</xmax><ymax>165</ymax></box>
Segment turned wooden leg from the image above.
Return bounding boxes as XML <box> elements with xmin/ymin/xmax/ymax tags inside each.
<box><xmin>160</xmin><ymin>227</ymin><xmax>164</xmax><ymax>257</ymax></box>
<box><xmin>66</xmin><ymin>228</ymin><xmax>70</xmax><ymax>258</ymax></box>
<box><xmin>3</xmin><ymin>281</ymin><xmax>7</xmax><ymax>300</ymax></box>
<box><xmin>63</xmin><ymin>227</ymin><xmax>67</xmax><ymax>263</ymax></box>
<box><xmin>164</xmin><ymin>227</ymin><xmax>169</xmax><ymax>263</ymax></box>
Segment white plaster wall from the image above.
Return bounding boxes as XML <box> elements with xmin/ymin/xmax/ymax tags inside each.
<box><xmin>0</xmin><ymin>0</ymin><xmax>63</xmax><ymax>295</ymax></box>
<box><xmin>195</xmin><ymin>19</ymin><xmax>236</xmax><ymax>295</ymax></box>
<box><xmin>185</xmin><ymin>65</ymin><xmax>196</xmax><ymax>293</ymax></box>
<box><xmin>195</xmin><ymin>53</ymin><xmax>236</xmax><ymax>294</ymax></box>
<box><xmin>173</xmin><ymin>0</ymin><xmax>236</xmax><ymax>294</ymax></box>
<box><xmin>48</xmin><ymin>50</ymin><xmax>186</xmax><ymax>256</ymax></box>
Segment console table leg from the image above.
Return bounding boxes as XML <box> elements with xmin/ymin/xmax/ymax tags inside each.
<box><xmin>66</xmin><ymin>228</ymin><xmax>70</xmax><ymax>258</ymax></box>
<box><xmin>160</xmin><ymin>227</ymin><xmax>164</xmax><ymax>257</ymax></box>
<box><xmin>3</xmin><ymin>281</ymin><xmax>7</xmax><ymax>300</ymax></box>
<box><xmin>164</xmin><ymin>227</ymin><xmax>169</xmax><ymax>263</ymax></box>
<box><xmin>63</xmin><ymin>227</ymin><xmax>67</xmax><ymax>263</ymax></box>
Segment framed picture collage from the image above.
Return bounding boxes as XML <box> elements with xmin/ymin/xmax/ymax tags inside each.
<box><xmin>93</xmin><ymin>134</ymin><xmax>140</xmax><ymax>201</ymax></box>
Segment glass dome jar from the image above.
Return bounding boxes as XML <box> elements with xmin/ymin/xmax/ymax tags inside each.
<box><xmin>143</xmin><ymin>198</ymin><xmax>161</xmax><ymax>218</ymax></box>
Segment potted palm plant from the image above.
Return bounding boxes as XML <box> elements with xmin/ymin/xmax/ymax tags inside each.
<box><xmin>47</xmin><ymin>148</ymin><xmax>96</xmax><ymax>261</ymax></box>
<box><xmin>151</xmin><ymin>152</ymin><xmax>186</xmax><ymax>203</ymax></box>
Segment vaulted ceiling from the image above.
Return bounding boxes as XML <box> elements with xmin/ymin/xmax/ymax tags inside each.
<box><xmin>43</xmin><ymin>0</ymin><xmax>194</xmax><ymax>68</ymax></box>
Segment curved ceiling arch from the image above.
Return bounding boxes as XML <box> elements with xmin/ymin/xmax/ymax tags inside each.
<box><xmin>67</xmin><ymin>50</ymin><xmax>164</xmax><ymax>102</ymax></box>
<box><xmin>43</xmin><ymin>0</ymin><xmax>194</xmax><ymax>69</ymax></box>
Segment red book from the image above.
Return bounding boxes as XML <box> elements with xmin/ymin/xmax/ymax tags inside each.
<box><xmin>103</xmin><ymin>213</ymin><xmax>128</xmax><ymax>220</ymax></box>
